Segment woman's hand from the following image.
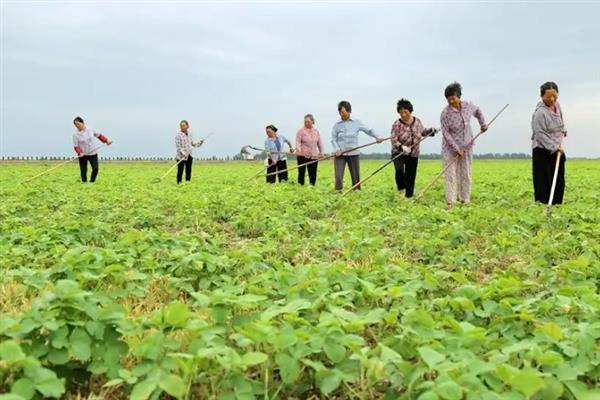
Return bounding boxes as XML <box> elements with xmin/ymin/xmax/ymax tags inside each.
<box><xmin>480</xmin><ymin>124</ymin><xmax>488</xmax><ymax>133</ymax></box>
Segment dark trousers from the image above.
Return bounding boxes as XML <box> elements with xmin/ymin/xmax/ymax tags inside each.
<box><xmin>177</xmin><ymin>156</ymin><xmax>193</xmax><ymax>184</ymax></box>
<box><xmin>266</xmin><ymin>160</ymin><xmax>288</xmax><ymax>183</ymax></box>
<box><xmin>334</xmin><ymin>155</ymin><xmax>360</xmax><ymax>190</ymax></box>
<box><xmin>532</xmin><ymin>147</ymin><xmax>565</xmax><ymax>204</ymax></box>
<box><xmin>78</xmin><ymin>154</ymin><xmax>99</xmax><ymax>182</ymax></box>
<box><xmin>297</xmin><ymin>156</ymin><xmax>318</xmax><ymax>186</ymax></box>
<box><xmin>393</xmin><ymin>154</ymin><xmax>419</xmax><ymax>197</ymax></box>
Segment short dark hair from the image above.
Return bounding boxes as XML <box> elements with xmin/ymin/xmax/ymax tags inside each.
<box><xmin>180</xmin><ymin>120</ymin><xmax>189</xmax><ymax>126</ymax></box>
<box><xmin>444</xmin><ymin>82</ymin><xmax>462</xmax><ymax>99</ymax></box>
<box><xmin>540</xmin><ymin>81</ymin><xmax>559</xmax><ymax>96</ymax></box>
<box><xmin>265</xmin><ymin>124</ymin><xmax>278</xmax><ymax>132</ymax></box>
<box><xmin>337</xmin><ymin>100</ymin><xmax>352</xmax><ymax>113</ymax></box>
<box><xmin>396</xmin><ymin>98</ymin><xmax>414</xmax><ymax>113</ymax></box>
<box><xmin>73</xmin><ymin>116</ymin><xmax>84</xmax><ymax>124</ymax></box>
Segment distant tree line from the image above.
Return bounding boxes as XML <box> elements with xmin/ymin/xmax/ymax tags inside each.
<box><xmin>358</xmin><ymin>152</ymin><xmax>533</xmax><ymax>160</ymax></box>
<box><xmin>1</xmin><ymin>155</ymin><xmax>238</xmax><ymax>161</ymax></box>
<box><xmin>4</xmin><ymin>153</ymin><xmax>594</xmax><ymax>161</ymax></box>
<box><xmin>232</xmin><ymin>152</ymin><xmax>534</xmax><ymax>160</ymax></box>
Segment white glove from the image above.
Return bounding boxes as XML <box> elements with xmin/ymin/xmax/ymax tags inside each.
<box><xmin>401</xmin><ymin>145</ymin><xmax>411</xmax><ymax>154</ymax></box>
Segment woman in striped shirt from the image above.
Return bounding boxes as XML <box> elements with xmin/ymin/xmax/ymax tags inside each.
<box><xmin>390</xmin><ymin>99</ymin><xmax>437</xmax><ymax>198</ymax></box>
<box><xmin>72</xmin><ymin>116</ymin><xmax>112</xmax><ymax>183</ymax></box>
<box><xmin>175</xmin><ymin>120</ymin><xmax>204</xmax><ymax>184</ymax></box>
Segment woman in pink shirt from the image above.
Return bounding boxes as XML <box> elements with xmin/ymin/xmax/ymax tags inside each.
<box><xmin>295</xmin><ymin>114</ymin><xmax>324</xmax><ymax>186</ymax></box>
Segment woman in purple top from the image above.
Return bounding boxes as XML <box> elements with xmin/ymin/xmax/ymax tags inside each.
<box><xmin>440</xmin><ymin>82</ymin><xmax>487</xmax><ymax>208</ymax></box>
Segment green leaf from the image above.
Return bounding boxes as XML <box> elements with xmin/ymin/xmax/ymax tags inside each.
<box><xmin>578</xmin><ymin>391</ymin><xmax>600</xmax><ymax>400</ymax></box>
<box><xmin>212</xmin><ymin>305</ymin><xmax>229</xmax><ymax>324</ymax></box>
<box><xmin>379</xmin><ymin>344</ymin><xmax>404</xmax><ymax>365</ymax></box>
<box><xmin>537</xmin><ymin>350</ymin><xmax>564</xmax><ymax>366</ymax></box>
<box><xmin>436</xmin><ymin>381</ymin><xmax>462</xmax><ymax>400</ymax></box>
<box><xmin>50</xmin><ymin>327</ymin><xmax>69</xmax><ymax>349</ymax></box>
<box><xmin>411</xmin><ymin>309</ymin><xmax>436</xmax><ymax>328</ymax></box>
<box><xmin>316</xmin><ymin>368</ymin><xmax>342</xmax><ymax>395</ymax></box>
<box><xmin>565</xmin><ymin>380</ymin><xmax>600</xmax><ymax>400</ymax></box>
<box><xmin>164</xmin><ymin>302</ymin><xmax>190</xmax><ymax>327</ymax></box>
<box><xmin>553</xmin><ymin>362</ymin><xmax>579</xmax><ymax>380</ymax></box>
<box><xmin>417</xmin><ymin>391</ymin><xmax>440</xmax><ymax>400</ymax></box>
<box><xmin>536</xmin><ymin>376</ymin><xmax>563</xmax><ymax>400</ymax></box>
<box><xmin>130</xmin><ymin>379</ymin><xmax>157</xmax><ymax>400</ymax></box>
<box><xmin>70</xmin><ymin>327</ymin><xmax>92</xmax><ymax>361</ymax></box>
<box><xmin>537</xmin><ymin>322</ymin><xmax>563</xmax><ymax>340</ymax></box>
<box><xmin>510</xmin><ymin>368</ymin><xmax>545</xmax><ymax>398</ymax></box>
<box><xmin>324</xmin><ymin>341</ymin><xmax>346</xmax><ymax>363</ymax></box>
<box><xmin>47</xmin><ymin>348</ymin><xmax>69</xmax><ymax>365</ymax></box>
<box><xmin>0</xmin><ymin>395</ymin><xmax>26</xmax><ymax>400</ymax></box>
<box><xmin>275</xmin><ymin>352</ymin><xmax>301</xmax><ymax>384</ymax></box>
<box><xmin>159</xmin><ymin>374</ymin><xmax>186</xmax><ymax>399</ymax></box>
<box><xmin>231</xmin><ymin>373</ymin><xmax>254</xmax><ymax>398</ymax></box>
<box><xmin>242</xmin><ymin>351</ymin><xmax>268</xmax><ymax>366</ymax></box>
<box><xmin>32</xmin><ymin>368</ymin><xmax>65</xmax><ymax>398</ymax></box>
<box><xmin>418</xmin><ymin>346</ymin><xmax>445</xmax><ymax>368</ymax></box>
<box><xmin>272</xmin><ymin>332</ymin><xmax>297</xmax><ymax>349</ymax></box>
<box><xmin>11</xmin><ymin>378</ymin><xmax>35</xmax><ymax>400</ymax></box>
<box><xmin>0</xmin><ymin>340</ymin><xmax>25</xmax><ymax>362</ymax></box>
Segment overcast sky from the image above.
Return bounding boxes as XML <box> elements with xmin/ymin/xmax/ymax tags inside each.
<box><xmin>2</xmin><ymin>1</ymin><xmax>599</xmax><ymax>158</ymax></box>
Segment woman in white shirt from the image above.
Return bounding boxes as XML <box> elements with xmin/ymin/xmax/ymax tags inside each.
<box><xmin>72</xmin><ymin>116</ymin><xmax>112</xmax><ymax>183</ymax></box>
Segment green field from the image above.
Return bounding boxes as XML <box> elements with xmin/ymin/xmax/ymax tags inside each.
<box><xmin>1</xmin><ymin>159</ymin><xmax>599</xmax><ymax>400</ymax></box>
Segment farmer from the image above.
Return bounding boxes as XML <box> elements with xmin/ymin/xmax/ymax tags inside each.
<box><xmin>331</xmin><ymin>100</ymin><xmax>384</xmax><ymax>190</ymax></box>
<box><xmin>175</xmin><ymin>120</ymin><xmax>204</xmax><ymax>184</ymax></box>
<box><xmin>391</xmin><ymin>99</ymin><xmax>437</xmax><ymax>198</ymax></box>
<box><xmin>72</xmin><ymin>116</ymin><xmax>112</xmax><ymax>183</ymax></box>
<box><xmin>295</xmin><ymin>114</ymin><xmax>325</xmax><ymax>186</ymax></box>
<box><xmin>264</xmin><ymin>124</ymin><xmax>294</xmax><ymax>183</ymax></box>
<box><xmin>440</xmin><ymin>82</ymin><xmax>487</xmax><ymax>207</ymax></box>
<box><xmin>531</xmin><ymin>81</ymin><xmax>567</xmax><ymax>205</ymax></box>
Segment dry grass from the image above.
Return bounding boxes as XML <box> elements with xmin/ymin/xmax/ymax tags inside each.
<box><xmin>121</xmin><ymin>276</ymin><xmax>173</xmax><ymax>318</ymax></box>
<box><xmin>0</xmin><ymin>280</ymin><xmax>33</xmax><ymax>316</ymax></box>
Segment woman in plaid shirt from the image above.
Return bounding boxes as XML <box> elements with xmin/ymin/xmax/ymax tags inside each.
<box><xmin>390</xmin><ymin>99</ymin><xmax>437</xmax><ymax>197</ymax></box>
<box><xmin>175</xmin><ymin>120</ymin><xmax>204</xmax><ymax>184</ymax></box>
